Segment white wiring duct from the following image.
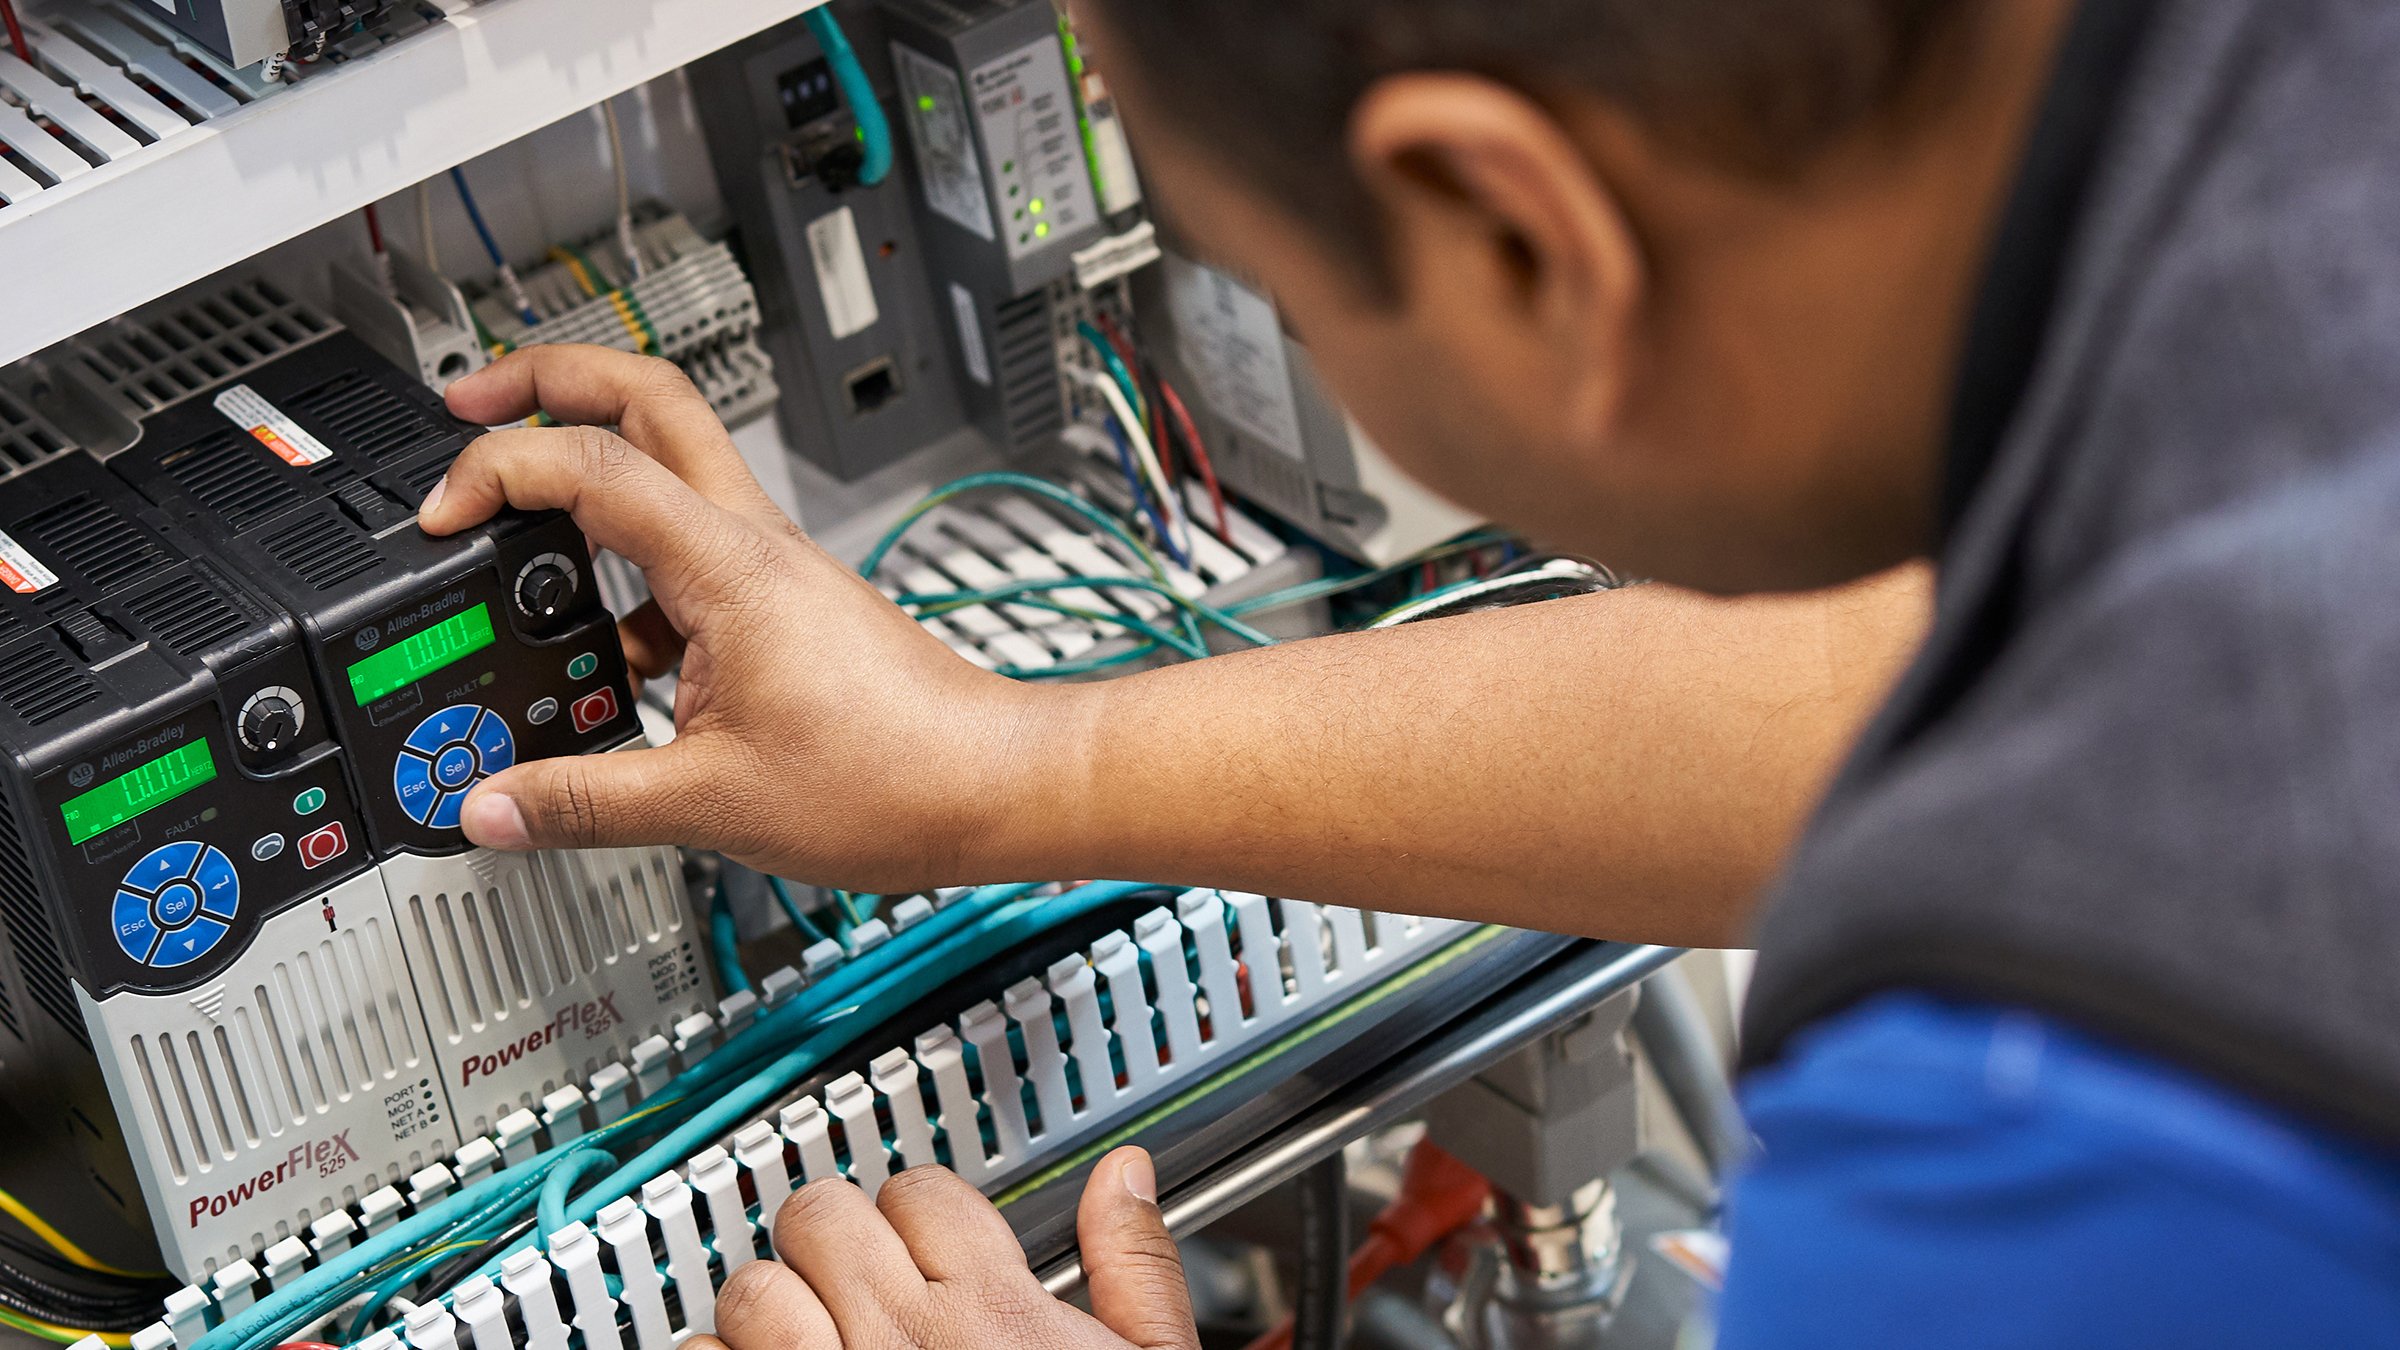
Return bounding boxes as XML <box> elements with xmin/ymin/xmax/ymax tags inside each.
<box><xmin>603</xmin><ymin>99</ymin><xmax>644</xmax><ymax>281</ymax></box>
<box><xmin>1073</xmin><ymin>367</ymin><xmax>1190</xmax><ymax>560</ymax></box>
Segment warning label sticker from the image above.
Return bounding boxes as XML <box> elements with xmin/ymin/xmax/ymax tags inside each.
<box><xmin>214</xmin><ymin>384</ymin><xmax>334</xmax><ymax>467</ymax></box>
<box><xmin>0</xmin><ymin>529</ymin><xmax>58</xmax><ymax>595</ymax></box>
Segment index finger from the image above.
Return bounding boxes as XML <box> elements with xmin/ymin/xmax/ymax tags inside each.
<box><xmin>444</xmin><ymin>345</ymin><xmax>775</xmax><ymax>515</ymax></box>
<box><xmin>421</xmin><ymin>423</ymin><xmax>760</xmax><ymax>609</ymax></box>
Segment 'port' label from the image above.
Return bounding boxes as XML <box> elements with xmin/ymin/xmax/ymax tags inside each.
<box><xmin>0</xmin><ymin>528</ymin><xmax>57</xmax><ymax>595</ymax></box>
<box><xmin>214</xmin><ymin>383</ymin><xmax>334</xmax><ymax>467</ymax></box>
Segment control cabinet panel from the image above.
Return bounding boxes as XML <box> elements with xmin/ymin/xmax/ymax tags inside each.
<box><xmin>103</xmin><ymin>332</ymin><xmax>642</xmax><ymax>860</ymax></box>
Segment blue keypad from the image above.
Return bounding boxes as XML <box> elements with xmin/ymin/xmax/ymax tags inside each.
<box><xmin>114</xmin><ymin>842</ymin><xmax>239</xmax><ymax>967</ymax></box>
<box><xmin>125</xmin><ymin>841</ymin><xmax>202</xmax><ymax>894</ymax></box>
<box><xmin>404</xmin><ymin>705</ymin><xmax>480</xmax><ymax>757</ymax></box>
<box><xmin>469</xmin><ymin>709</ymin><xmax>516</xmax><ymax>773</ymax></box>
<box><xmin>196</xmin><ymin>850</ymin><xmax>241</xmax><ymax>918</ymax></box>
<box><xmin>396</xmin><ymin>705</ymin><xmax>514</xmax><ymax>830</ymax></box>
<box><xmin>151</xmin><ymin>918</ymin><xmax>230</xmax><ymax>970</ymax></box>
<box><xmin>112</xmin><ymin>892</ymin><xmax>160</xmax><ymax>964</ymax></box>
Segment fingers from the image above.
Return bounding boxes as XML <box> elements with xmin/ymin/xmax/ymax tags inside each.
<box><xmin>1079</xmin><ymin>1150</ymin><xmax>1200</xmax><ymax>1350</ymax></box>
<box><xmin>772</xmin><ymin>1178</ymin><xmax>927</xmax><ymax>1330</ymax></box>
<box><xmin>443</xmin><ymin>345</ymin><xmax>774</xmax><ymax>514</ymax></box>
<box><xmin>617</xmin><ymin>599</ymin><xmax>687</xmax><ymax>680</ymax></box>
<box><xmin>460</xmin><ymin>742</ymin><xmax>712</xmax><ymax>853</ymax></box>
<box><xmin>711</xmin><ymin>1261</ymin><xmax>837</xmax><ymax>1350</ymax></box>
<box><xmin>873</xmin><ymin>1167</ymin><xmax>1028</xmax><ymax>1285</ymax></box>
<box><xmin>421</xmin><ymin>424</ymin><xmax>766</xmax><ymax>608</ymax></box>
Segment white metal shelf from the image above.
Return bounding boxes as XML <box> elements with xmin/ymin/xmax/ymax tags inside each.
<box><xmin>0</xmin><ymin>0</ymin><xmax>824</xmax><ymax>366</ymax></box>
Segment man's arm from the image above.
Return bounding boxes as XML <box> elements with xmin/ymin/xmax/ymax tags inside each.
<box><xmin>424</xmin><ymin>347</ymin><xmax>1928</xmax><ymax>949</ymax></box>
<box><xmin>988</xmin><ymin>569</ymin><xmax>1924</xmax><ymax>947</ymax></box>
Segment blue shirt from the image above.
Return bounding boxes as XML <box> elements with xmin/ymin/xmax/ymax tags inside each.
<box><xmin>1714</xmin><ymin>993</ymin><xmax>2400</xmax><ymax>1348</ymax></box>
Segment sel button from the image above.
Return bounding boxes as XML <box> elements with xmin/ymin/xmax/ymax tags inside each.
<box><xmin>527</xmin><ymin>697</ymin><xmax>559</xmax><ymax>727</ymax></box>
<box><xmin>252</xmin><ymin>834</ymin><xmax>286</xmax><ymax>863</ymax></box>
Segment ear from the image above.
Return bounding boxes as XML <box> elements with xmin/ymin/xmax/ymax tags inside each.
<box><xmin>1347</xmin><ymin>73</ymin><xmax>1646</xmax><ymax>449</ymax></box>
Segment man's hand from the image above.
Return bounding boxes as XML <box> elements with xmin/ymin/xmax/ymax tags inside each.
<box><xmin>425</xmin><ymin>345</ymin><xmax>1064</xmax><ymax>890</ymax></box>
<box><xmin>425</xmin><ymin>341</ymin><xmax>1929</xmax><ymax>946</ymax></box>
<box><xmin>695</xmin><ymin>1150</ymin><xmax>1198</xmax><ymax>1350</ymax></box>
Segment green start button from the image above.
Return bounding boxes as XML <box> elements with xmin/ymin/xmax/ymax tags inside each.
<box><xmin>568</xmin><ymin>652</ymin><xmax>599</xmax><ymax>681</ymax></box>
<box><xmin>293</xmin><ymin>787</ymin><xmax>327</xmax><ymax>817</ymax></box>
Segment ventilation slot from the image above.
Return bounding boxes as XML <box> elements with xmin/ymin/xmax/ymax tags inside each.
<box><xmin>16</xmin><ymin>495</ymin><xmax>167</xmax><ymax>594</ymax></box>
<box><xmin>0</xmin><ymin>608</ymin><xmax>26</xmax><ymax>651</ymax></box>
<box><xmin>262</xmin><ymin>513</ymin><xmax>378</xmax><ymax>591</ymax></box>
<box><xmin>996</xmin><ymin>292</ymin><xmax>1065</xmax><ymax>451</ymax></box>
<box><xmin>0</xmin><ymin>382</ymin><xmax>75</xmax><ymax>474</ymax></box>
<box><xmin>399</xmin><ymin>452</ymin><xmax>462</xmax><ymax>505</ymax></box>
<box><xmin>284</xmin><ymin>372</ymin><xmax>448</xmax><ymax>466</ymax></box>
<box><xmin>0</xmin><ymin>788</ymin><xmax>84</xmax><ymax>1048</ymax></box>
<box><xmin>122</xmin><ymin>574</ymin><xmax>253</xmax><ymax>658</ymax></box>
<box><xmin>159</xmin><ymin>428</ymin><xmax>308</xmax><ymax>530</ymax></box>
<box><xmin>0</xmin><ymin>643</ymin><xmax>98</xmax><ymax>727</ymax></box>
<box><xmin>0</xmin><ymin>972</ymin><xmax>21</xmax><ymax>1042</ymax></box>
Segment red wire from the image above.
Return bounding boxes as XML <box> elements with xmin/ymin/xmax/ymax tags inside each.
<box><xmin>1240</xmin><ymin>1142</ymin><xmax>1491</xmax><ymax>1350</ymax></box>
<box><xmin>1157</xmin><ymin>378</ymin><xmax>1234</xmax><ymax>546</ymax></box>
<box><xmin>0</xmin><ymin>0</ymin><xmax>32</xmax><ymax>66</ymax></box>
<box><xmin>1092</xmin><ymin>311</ymin><xmax>1170</xmax><ymax>478</ymax></box>
<box><xmin>361</xmin><ymin>202</ymin><xmax>386</xmax><ymax>255</ymax></box>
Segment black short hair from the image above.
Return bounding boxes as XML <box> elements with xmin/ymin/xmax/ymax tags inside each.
<box><xmin>1092</xmin><ymin>0</ymin><xmax>1972</xmax><ymax>281</ymax></box>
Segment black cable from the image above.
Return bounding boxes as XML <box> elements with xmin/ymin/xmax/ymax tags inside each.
<box><xmin>1291</xmin><ymin>1153</ymin><xmax>1350</xmax><ymax>1350</ymax></box>
<box><xmin>0</xmin><ymin>1258</ymin><xmax>172</xmax><ymax>1332</ymax></box>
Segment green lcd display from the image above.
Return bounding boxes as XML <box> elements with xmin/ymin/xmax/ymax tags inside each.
<box><xmin>348</xmin><ymin>603</ymin><xmax>498</xmax><ymax>706</ymax></box>
<box><xmin>60</xmin><ymin>739</ymin><xmax>219</xmax><ymax>846</ymax></box>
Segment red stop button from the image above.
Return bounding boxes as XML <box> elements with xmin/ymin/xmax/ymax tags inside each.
<box><xmin>299</xmin><ymin>822</ymin><xmax>349</xmax><ymax>870</ymax></box>
<box><xmin>571</xmin><ymin>687</ymin><xmax>619</xmax><ymax>734</ymax></box>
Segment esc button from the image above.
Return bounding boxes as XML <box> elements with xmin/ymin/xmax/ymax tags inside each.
<box><xmin>111</xmin><ymin>892</ymin><xmax>160</xmax><ymax>964</ymax></box>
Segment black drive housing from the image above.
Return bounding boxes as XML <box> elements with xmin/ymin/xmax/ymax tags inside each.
<box><xmin>106</xmin><ymin>332</ymin><xmax>641</xmax><ymax>862</ymax></box>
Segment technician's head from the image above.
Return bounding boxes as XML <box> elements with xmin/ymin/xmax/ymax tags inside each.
<box><xmin>1077</xmin><ymin>0</ymin><xmax>2072</xmax><ymax>592</ymax></box>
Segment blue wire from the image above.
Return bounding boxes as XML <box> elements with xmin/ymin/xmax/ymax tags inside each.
<box><xmin>449</xmin><ymin>166</ymin><xmax>540</xmax><ymax>327</ymax></box>
<box><xmin>804</xmin><ymin>8</ymin><xmax>893</xmax><ymax>187</ymax></box>
<box><xmin>1105</xmin><ymin>418</ymin><xmax>1192</xmax><ymax>572</ymax></box>
<box><xmin>766</xmin><ymin>875</ymin><xmax>830</xmax><ymax>945</ymax></box>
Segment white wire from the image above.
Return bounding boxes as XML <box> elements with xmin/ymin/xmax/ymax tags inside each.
<box><xmin>1073</xmin><ymin>368</ymin><xmax>1190</xmax><ymax>559</ymax></box>
<box><xmin>601</xmin><ymin>99</ymin><xmax>643</xmax><ymax>281</ymax></box>
<box><xmin>418</xmin><ymin>182</ymin><xmax>440</xmax><ymax>273</ymax></box>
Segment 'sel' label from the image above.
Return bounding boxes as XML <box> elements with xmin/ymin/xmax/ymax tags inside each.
<box><xmin>0</xmin><ymin>528</ymin><xmax>58</xmax><ymax>595</ymax></box>
<box><xmin>214</xmin><ymin>384</ymin><xmax>334</xmax><ymax>467</ymax></box>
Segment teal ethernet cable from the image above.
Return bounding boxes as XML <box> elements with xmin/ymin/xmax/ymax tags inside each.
<box><xmin>899</xmin><ymin>575</ymin><xmax>1280</xmax><ymax>651</ymax></box>
<box><xmin>766</xmin><ymin>875</ymin><xmax>831</xmax><ymax>945</ymax></box>
<box><xmin>709</xmin><ymin>884</ymin><xmax>750</xmax><ymax>996</ymax></box>
<box><xmin>214</xmin><ymin>882</ymin><xmax>1048</xmax><ymax>1350</ymax></box>
<box><xmin>804</xmin><ymin>8</ymin><xmax>893</xmax><ymax>187</ymax></box>
<box><xmin>865</xmin><ymin>470</ymin><xmax>1208</xmax><ymax>661</ymax></box>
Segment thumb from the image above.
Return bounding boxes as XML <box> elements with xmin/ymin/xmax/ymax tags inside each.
<box><xmin>1079</xmin><ymin>1149</ymin><xmax>1198</xmax><ymax>1350</ymax></box>
<box><xmin>460</xmin><ymin>743</ymin><xmax>708</xmax><ymax>852</ymax></box>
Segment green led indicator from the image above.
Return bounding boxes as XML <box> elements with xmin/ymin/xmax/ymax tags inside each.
<box><xmin>917</xmin><ymin>94</ymin><xmax>937</xmax><ymax>112</ymax></box>
<box><xmin>1035</xmin><ymin>222</ymin><xmax>1051</xmax><ymax>238</ymax></box>
<box><xmin>346</xmin><ymin>604</ymin><xmax>498</xmax><ymax>707</ymax></box>
<box><xmin>61</xmin><ymin>739</ymin><xmax>218</xmax><ymax>846</ymax></box>
<box><xmin>1030</xmin><ymin>198</ymin><xmax>1046</xmax><ymax>215</ymax></box>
